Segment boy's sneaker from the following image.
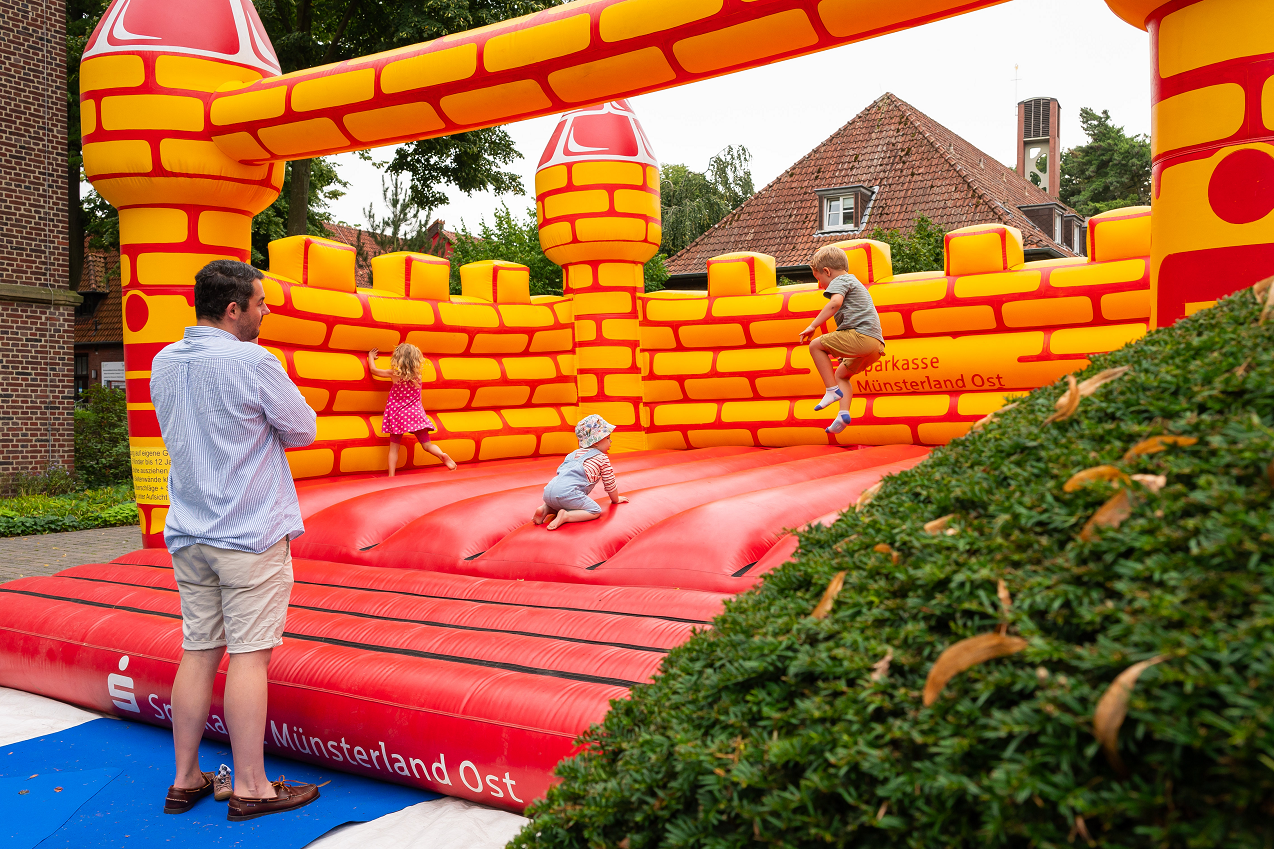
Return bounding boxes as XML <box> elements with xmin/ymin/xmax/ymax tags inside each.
<box><xmin>826</xmin><ymin>412</ymin><xmax>852</xmax><ymax>434</ymax></box>
<box><xmin>213</xmin><ymin>764</ymin><xmax>233</xmax><ymax>802</ymax></box>
<box><xmin>814</xmin><ymin>387</ymin><xmax>843</xmax><ymax>411</ymax></box>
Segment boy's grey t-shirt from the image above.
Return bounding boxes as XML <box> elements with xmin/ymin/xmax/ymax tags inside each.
<box><xmin>825</xmin><ymin>273</ymin><xmax>884</xmax><ymax>343</ymax></box>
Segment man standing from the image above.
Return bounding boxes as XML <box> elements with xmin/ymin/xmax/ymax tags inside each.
<box><xmin>150</xmin><ymin>260</ymin><xmax>319</xmax><ymax>821</ymax></box>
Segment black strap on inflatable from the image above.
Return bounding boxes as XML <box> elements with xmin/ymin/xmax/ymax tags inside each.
<box><xmin>0</xmin><ymin>587</ymin><xmax>642</xmax><ymax>689</ymax></box>
<box><xmin>56</xmin><ymin>574</ymin><xmax>670</xmax><ymax>654</ymax></box>
<box><xmin>108</xmin><ymin>561</ymin><xmax>714</xmax><ymax>625</ymax></box>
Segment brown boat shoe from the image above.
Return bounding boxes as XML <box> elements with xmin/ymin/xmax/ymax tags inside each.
<box><xmin>226</xmin><ymin>776</ymin><xmax>321</xmax><ymax>822</ymax></box>
<box><xmin>163</xmin><ymin>770</ymin><xmax>215</xmax><ymax>814</ymax></box>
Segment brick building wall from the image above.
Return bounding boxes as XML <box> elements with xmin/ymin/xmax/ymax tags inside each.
<box><xmin>0</xmin><ymin>0</ymin><xmax>75</xmax><ymax>478</ymax></box>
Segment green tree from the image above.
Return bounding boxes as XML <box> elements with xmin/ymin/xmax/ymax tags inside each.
<box><xmin>659</xmin><ymin>146</ymin><xmax>754</xmax><ymax>256</ymax></box>
<box><xmin>74</xmin><ymin>384</ymin><xmax>131</xmax><ymax>488</ymax></box>
<box><xmin>67</xmin><ymin>0</ymin><xmax>112</xmax><ymax>287</ymax></box>
<box><xmin>449</xmin><ymin>204</ymin><xmax>668</xmax><ymax>296</ymax></box>
<box><xmin>864</xmin><ymin>215</ymin><xmax>946</xmax><ymax>275</ymax></box>
<box><xmin>249</xmin><ymin>156</ymin><xmax>349</xmax><ymax>267</ymax></box>
<box><xmin>252</xmin><ymin>0</ymin><xmax>552</xmax><ymax>236</ymax></box>
<box><xmin>1060</xmin><ymin>108</ymin><xmax>1152</xmax><ymax>216</ymax></box>
<box><xmin>448</xmin><ymin>205</ymin><xmax>562</xmax><ymax>296</ymax></box>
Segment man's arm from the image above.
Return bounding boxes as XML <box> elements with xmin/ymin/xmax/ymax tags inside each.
<box><xmin>256</xmin><ymin>356</ymin><xmax>317</xmax><ymax>448</ymax></box>
<box><xmin>799</xmin><ymin>294</ymin><xmax>843</xmax><ymax>343</ymax></box>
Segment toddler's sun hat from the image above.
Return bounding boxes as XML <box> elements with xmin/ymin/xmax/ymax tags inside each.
<box><xmin>575</xmin><ymin>414</ymin><xmax>615</xmax><ymax>449</ymax></box>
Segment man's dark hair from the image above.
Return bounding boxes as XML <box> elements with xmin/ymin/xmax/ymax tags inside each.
<box><xmin>194</xmin><ymin>260</ymin><xmax>264</xmax><ymax>321</ymax></box>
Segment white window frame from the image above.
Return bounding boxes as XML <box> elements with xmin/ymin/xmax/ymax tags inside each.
<box><xmin>814</xmin><ymin>185</ymin><xmax>875</xmax><ymax>236</ymax></box>
<box><xmin>824</xmin><ymin>194</ymin><xmax>856</xmax><ymax>231</ymax></box>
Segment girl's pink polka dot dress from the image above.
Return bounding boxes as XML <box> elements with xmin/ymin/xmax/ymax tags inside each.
<box><xmin>382</xmin><ymin>379</ymin><xmax>436</xmax><ymax>435</ymax></box>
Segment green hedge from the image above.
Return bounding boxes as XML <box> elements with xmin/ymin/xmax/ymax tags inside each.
<box><xmin>0</xmin><ymin>485</ymin><xmax>138</xmax><ymax>538</ymax></box>
<box><xmin>513</xmin><ymin>287</ymin><xmax>1274</xmax><ymax>848</ymax></box>
<box><xmin>74</xmin><ymin>383</ymin><xmax>132</xmax><ymax>489</ymax></box>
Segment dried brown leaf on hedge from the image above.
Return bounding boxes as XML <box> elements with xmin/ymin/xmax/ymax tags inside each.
<box><xmin>875</xmin><ymin>802</ymin><xmax>888</xmax><ymax>821</ymax></box>
<box><xmin>832</xmin><ymin>534</ymin><xmax>859</xmax><ymax>553</ymax></box>
<box><xmin>1093</xmin><ymin>655</ymin><xmax>1169</xmax><ymax>776</ymax></box>
<box><xmin>922</xmin><ymin>633</ymin><xmax>1029</xmax><ymax>706</ymax></box>
<box><xmin>1130</xmin><ymin>473</ymin><xmax>1167</xmax><ymax>494</ymax></box>
<box><xmin>1260</xmin><ymin>277</ymin><xmax>1274</xmax><ymax>325</ymax></box>
<box><xmin>923</xmin><ymin>514</ymin><xmax>956</xmax><ymax>535</ymax></box>
<box><xmin>1121</xmin><ymin>434</ymin><xmax>1198</xmax><ymax>462</ymax></box>
<box><xmin>810</xmin><ymin>571</ymin><xmax>846</xmax><ymax>620</ymax></box>
<box><xmin>997</xmin><ymin>579</ymin><xmax>1013</xmax><ymax>617</ymax></box>
<box><xmin>1079</xmin><ymin>488</ymin><xmax>1134</xmax><ymax>542</ymax></box>
<box><xmin>1071</xmin><ymin>814</ymin><xmax>1095</xmax><ymax>847</ymax></box>
<box><xmin>1078</xmin><ymin>365</ymin><xmax>1132</xmax><ymax>397</ymax></box>
<box><xmin>1254</xmin><ymin>275</ymin><xmax>1273</xmax><ymax>302</ymax></box>
<box><xmin>870</xmin><ymin>648</ymin><xmax>893</xmax><ymax>682</ymax></box>
<box><xmin>873</xmin><ymin>543</ymin><xmax>900</xmax><ymax>564</ymax></box>
<box><xmin>1044</xmin><ymin>374</ymin><xmax>1080</xmax><ymax>424</ymax></box>
<box><xmin>1063</xmin><ymin>465</ymin><xmax>1129</xmax><ymax>492</ymax></box>
<box><xmin>855</xmin><ymin>482</ymin><xmax>882</xmax><ymax>512</ymax></box>
<box><xmin>972</xmin><ymin>402</ymin><xmax>1017</xmax><ymax>431</ymax></box>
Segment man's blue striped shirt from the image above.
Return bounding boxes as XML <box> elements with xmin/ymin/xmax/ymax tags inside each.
<box><xmin>151</xmin><ymin>326</ymin><xmax>317</xmax><ymax>554</ymax></box>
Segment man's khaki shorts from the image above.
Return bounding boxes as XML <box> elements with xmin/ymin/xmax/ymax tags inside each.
<box><xmin>172</xmin><ymin>537</ymin><xmax>293</xmax><ymax>654</ymax></box>
<box><xmin>819</xmin><ymin>329</ymin><xmax>885</xmax><ymax>363</ymax></box>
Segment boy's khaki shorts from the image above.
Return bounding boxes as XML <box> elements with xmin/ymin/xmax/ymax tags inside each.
<box><xmin>819</xmin><ymin>329</ymin><xmax>885</xmax><ymax>364</ymax></box>
<box><xmin>172</xmin><ymin>537</ymin><xmax>293</xmax><ymax>654</ymax></box>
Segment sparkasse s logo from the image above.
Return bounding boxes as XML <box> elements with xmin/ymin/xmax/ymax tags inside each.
<box><xmin>107</xmin><ymin>655</ymin><xmax>140</xmax><ymax>713</ymax></box>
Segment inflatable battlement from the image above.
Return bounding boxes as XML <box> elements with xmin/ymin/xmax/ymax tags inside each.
<box><xmin>253</xmin><ymin>235</ymin><xmax>582</xmax><ymax>481</ymax></box>
<box><xmin>635</xmin><ymin>208</ymin><xmax>1153</xmax><ymax>448</ymax></box>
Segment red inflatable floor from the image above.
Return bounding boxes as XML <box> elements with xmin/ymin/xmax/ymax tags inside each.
<box><xmin>0</xmin><ymin>445</ymin><xmax>926</xmax><ymax>812</ymax></box>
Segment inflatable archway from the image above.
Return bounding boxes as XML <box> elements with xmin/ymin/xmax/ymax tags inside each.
<box><xmin>0</xmin><ymin>0</ymin><xmax>1269</xmax><ymax>813</ymax></box>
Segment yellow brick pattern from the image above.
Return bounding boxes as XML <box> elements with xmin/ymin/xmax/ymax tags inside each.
<box><xmin>244</xmin><ymin>255</ymin><xmax>580</xmax><ymax>478</ymax></box>
<box><xmin>637</xmin><ymin>229</ymin><xmax>1151</xmax><ymax>447</ymax></box>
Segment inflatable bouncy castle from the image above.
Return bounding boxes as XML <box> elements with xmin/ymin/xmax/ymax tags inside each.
<box><xmin>1</xmin><ymin>0</ymin><xmax>1271</xmax><ymax>814</ymax></box>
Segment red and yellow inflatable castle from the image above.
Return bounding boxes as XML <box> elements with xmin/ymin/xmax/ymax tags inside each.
<box><xmin>0</xmin><ymin>0</ymin><xmax>1269</xmax><ymax>814</ymax></box>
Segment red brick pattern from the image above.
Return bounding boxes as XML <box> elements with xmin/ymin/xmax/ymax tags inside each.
<box><xmin>0</xmin><ymin>0</ymin><xmax>72</xmax><ymax>475</ymax></box>
<box><xmin>0</xmin><ymin>301</ymin><xmax>75</xmax><ymax>475</ymax></box>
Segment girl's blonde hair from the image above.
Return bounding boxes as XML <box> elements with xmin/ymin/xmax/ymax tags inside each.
<box><xmin>389</xmin><ymin>343</ymin><xmax>424</xmax><ymax>384</ymax></box>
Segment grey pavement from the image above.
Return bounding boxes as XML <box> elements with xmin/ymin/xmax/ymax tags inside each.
<box><xmin>0</xmin><ymin>525</ymin><xmax>144</xmax><ymax>584</ymax></box>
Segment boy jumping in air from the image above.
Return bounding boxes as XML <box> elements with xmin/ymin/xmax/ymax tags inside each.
<box><xmin>798</xmin><ymin>245</ymin><xmax>886</xmax><ymax>434</ymax></box>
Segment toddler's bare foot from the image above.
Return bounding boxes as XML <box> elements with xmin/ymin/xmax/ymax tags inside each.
<box><xmin>443</xmin><ymin>454</ymin><xmax>456</xmax><ymax>471</ymax></box>
<box><xmin>546</xmin><ymin>513</ymin><xmax>566</xmax><ymax>530</ymax></box>
<box><xmin>533</xmin><ymin>504</ymin><xmax>550</xmax><ymax>525</ymax></box>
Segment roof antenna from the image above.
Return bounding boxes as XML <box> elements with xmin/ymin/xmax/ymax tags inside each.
<box><xmin>1011</xmin><ymin>63</ymin><xmax>1022</xmax><ymax>105</ymax></box>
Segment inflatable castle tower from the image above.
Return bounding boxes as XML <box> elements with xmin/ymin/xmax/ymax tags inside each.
<box><xmin>534</xmin><ymin>102</ymin><xmax>662</xmax><ymax>452</ymax></box>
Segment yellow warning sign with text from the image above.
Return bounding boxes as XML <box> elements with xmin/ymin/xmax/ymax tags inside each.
<box><xmin>129</xmin><ymin>436</ymin><xmax>170</xmax><ymax>505</ymax></box>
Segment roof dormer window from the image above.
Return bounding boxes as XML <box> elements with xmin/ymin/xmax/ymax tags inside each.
<box><xmin>815</xmin><ymin>185</ymin><xmax>875</xmax><ymax>234</ymax></box>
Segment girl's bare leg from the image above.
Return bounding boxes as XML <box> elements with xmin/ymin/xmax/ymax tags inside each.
<box><xmin>417</xmin><ymin>433</ymin><xmax>456</xmax><ymax>470</ymax></box>
<box><xmin>546</xmin><ymin>510</ymin><xmax>602</xmax><ymax>530</ymax></box>
<box><xmin>532</xmin><ymin>503</ymin><xmax>554</xmax><ymax>525</ymax></box>
<box><xmin>387</xmin><ymin>438</ymin><xmax>401</xmax><ymax>477</ymax></box>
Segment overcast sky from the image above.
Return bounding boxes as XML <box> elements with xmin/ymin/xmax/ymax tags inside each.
<box><xmin>325</xmin><ymin>0</ymin><xmax>1152</xmax><ymax>234</ymax></box>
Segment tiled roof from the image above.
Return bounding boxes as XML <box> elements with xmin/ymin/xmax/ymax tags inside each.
<box><xmin>74</xmin><ymin>250</ymin><xmax>122</xmax><ymax>345</ymax></box>
<box><xmin>665</xmin><ymin>93</ymin><xmax>1080</xmax><ymax>275</ymax></box>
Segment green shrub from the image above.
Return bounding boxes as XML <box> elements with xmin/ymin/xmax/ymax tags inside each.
<box><xmin>74</xmin><ymin>383</ymin><xmax>131</xmax><ymax>488</ymax></box>
<box><xmin>513</xmin><ymin>288</ymin><xmax>1274</xmax><ymax>848</ymax></box>
<box><xmin>0</xmin><ymin>465</ymin><xmax>80</xmax><ymax>498</ymax></box>
<box><xmin>0</xmin><ymin>483</ymin><xmax>137</xmax><ymax>537</ymax></box>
